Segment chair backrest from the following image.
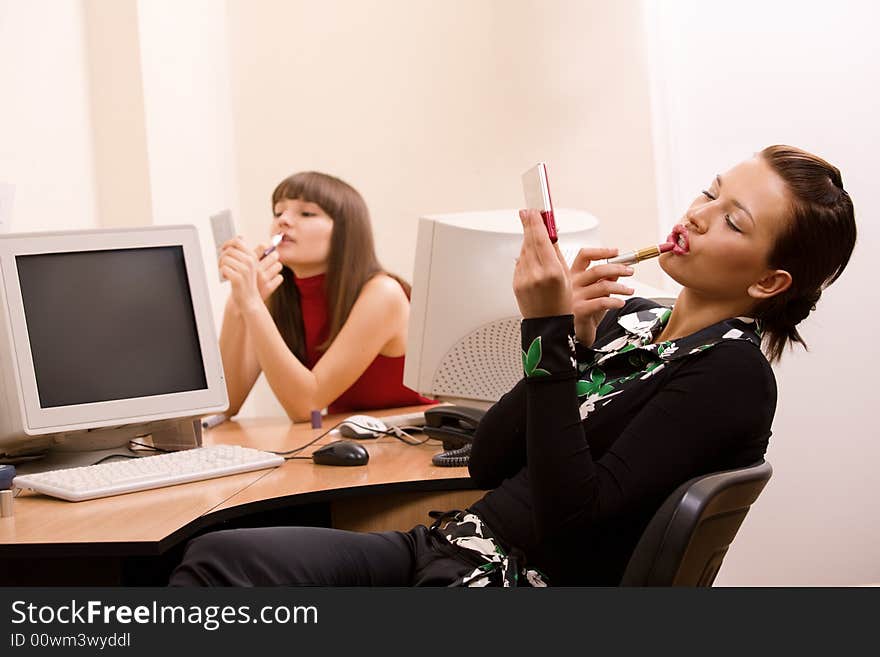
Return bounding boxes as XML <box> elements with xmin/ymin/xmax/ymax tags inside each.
<box><xmin>620</xmin><ymin>460</ymin><xmax>772</xmax><ymax>586</ymax></box>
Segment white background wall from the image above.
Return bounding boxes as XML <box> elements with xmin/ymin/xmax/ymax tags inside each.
<box><xmin>226</xmin><ymin>0</ymin><xmax>661</xmax><ymax>416</ymax></box>
<box><xmin>644</xmin><ymin>0</ymin><xmax>880</xmax><ymax>585</ymax></box>
<box><xmin>226</xmin><ymin>0</ymin><xmax>659</xmax><ymax>284</ymax></box>
<box><xmin>136</xmin><ymin>0</ymin><xmax>240</xmax><ymax>333</ymax></box>
<box><xmin>0</xmin><ymin>0</ymin><xmax>98</xmax><ymax>232</ymax></box>
<box><xmin>0</xmin><ymin>0</ymin><xmax>237</xmax><ymax>360</ymax></box>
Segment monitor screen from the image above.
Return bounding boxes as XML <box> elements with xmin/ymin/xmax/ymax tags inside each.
<box><xmin>16</xmin><ymin>246</ymin><xmax>208</xmax><ymax>408</ymax></box>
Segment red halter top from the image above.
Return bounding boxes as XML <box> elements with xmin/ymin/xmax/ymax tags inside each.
<box><xmin>294</xmin><ymin>273</ymin><xmax>435</xmax><ymax>414</ymax></box>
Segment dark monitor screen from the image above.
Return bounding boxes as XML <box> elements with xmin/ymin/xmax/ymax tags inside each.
<box><xmin>16</xmin><ymin>246</ymin><xmax>208</xmax><ymax>408</ymax></box>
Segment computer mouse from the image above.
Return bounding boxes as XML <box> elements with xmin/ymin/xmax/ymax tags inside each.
<box><xmin>337</xmin><ymin>415</ymin><xmax>388</xmax><ymax>439</ymax></box>
<box><xmin>311</xmin><ymin>440</ymin><xmax>369</xmax><ymax>466</ymax></box>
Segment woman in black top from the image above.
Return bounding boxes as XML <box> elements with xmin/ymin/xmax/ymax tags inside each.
<box><xmin>170</xmin><ymin>145</ymin><xmax>856</xmax><ymax>586</ymax></box>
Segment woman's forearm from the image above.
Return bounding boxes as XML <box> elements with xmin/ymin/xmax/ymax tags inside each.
<box><xmin>520</xmin><ymin>316</ymin><xmax>598</xmax><ymax>539</ymax></box>
<box><xmin>239</xmin><ymin>302</ymin><xmax>318</xmax><ymax>421</ymax></box>
<box><xmin>468</xmin><ymin>378</ymin><xmax>529</xmax><ymax>488</ymax></box>
<box><xmin>218</xmin><ymin>300</ymin><xmax>261</xmax><ymax>416</ymax></box>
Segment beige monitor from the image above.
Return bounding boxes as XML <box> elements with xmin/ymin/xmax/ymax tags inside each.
<box><xmin>0</xmin><ymin>225</ymin><xmax>227</xmax><ymax>466</ymax></box>
<box><xmin>404</xmin><ymin>209</ymin><xmax>600</xmax><ymax>406</ymax></box>
<box><xmin>403</xmin><ymin>208</ymin><xmax>670</xmax><ymax>406</ymax></box>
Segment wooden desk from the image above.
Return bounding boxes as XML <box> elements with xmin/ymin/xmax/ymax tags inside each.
<box><xmin>0</xmin><ymin>406</ymin><xmax>482</xmax><ymax>584</ymax></box>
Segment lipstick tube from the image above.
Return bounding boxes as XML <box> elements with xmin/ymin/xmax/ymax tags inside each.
<box><xmin>260</xmin><ymin>233</ymin><xmax>283</xmax><ymax>260</ymax></box>
<box><xmin>602</xmin><ymin>243</ymin><xmax>673</xmax><ymax>266</ymax></box>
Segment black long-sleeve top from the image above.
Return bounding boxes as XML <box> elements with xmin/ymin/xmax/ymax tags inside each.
<box><xmin>468</xmin><ymin>298</ymin><xmax>775</xmax><ymax>585</ymax></box>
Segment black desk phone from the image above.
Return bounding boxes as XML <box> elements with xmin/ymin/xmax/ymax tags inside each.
<box><xmin>423</xmin><ymin>405</ymin><xmax>486</xmax><ymax>467</ymax></box>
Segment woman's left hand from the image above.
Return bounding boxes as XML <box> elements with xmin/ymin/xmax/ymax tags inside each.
<box><xmin>219</xmin><ymin>237</ymin><xmax>263</xmax><ymax>314</ymax></box>
<box><xmin>513</xmin><ymin>209</ymin><xmax>572</xmax><ymax>318</ymax></box>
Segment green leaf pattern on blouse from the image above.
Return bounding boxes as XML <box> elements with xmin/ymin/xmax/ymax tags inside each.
<box><xmin>522</xmin><ymin>336</ymin><xmax>551</xmax><ymax>378</ymax></box>
<box><xmin>577</xmin><ymin>369</ymin><xmax>615</xmax><ymax>397</ymax></box>
<box><xmin>574</xmin><ymin>306</ymin><xmax>758</xmax><ymax>421</ymax></box>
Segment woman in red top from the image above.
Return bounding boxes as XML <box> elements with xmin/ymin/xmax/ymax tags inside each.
<box><xmin>217</xmin><ymin>171</ymin><xmax>434</xmax><ymax>421</ymax></box>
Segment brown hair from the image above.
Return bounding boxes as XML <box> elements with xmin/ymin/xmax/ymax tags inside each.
<box><xmin>754</xmin><ymin>145</ymin><xmax>856</xmax><ymax>363</ymax></box>
<box><xmin>267</xmin><ymin>172</ymin><xmax>410</xmax><ymax>363</ymax></box>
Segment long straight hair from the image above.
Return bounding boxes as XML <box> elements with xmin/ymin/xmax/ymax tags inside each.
<box><xmin>267</xmin><ymin>171</ymin><xmax>410</xmax><ymax>363</ymax></box>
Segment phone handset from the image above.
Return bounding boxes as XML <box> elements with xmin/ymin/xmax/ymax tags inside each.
<box><xmin>424</xmin><ymin>405</ymin><xmax>486</xmax><ymax>468</ymax></box>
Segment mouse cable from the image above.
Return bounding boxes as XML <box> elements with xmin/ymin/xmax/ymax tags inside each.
<box><xmin>90</xmin><ymin>453</ymin><xmax>145</xmax><ymax>466</ymax></box>
<box><xmin>384</xmin><ymin>426</ymin><xmax>432</xmax><ymax>446</ymax></box>
<box><xmin>390</xmin><ymin>426</ymin><xmax>443</xmax><ymax>446</ymax></box>
<box><xmin>129</xmin><ymin>439</ymin><xmax>172</xmax><ymax>453</ymax></box>
<box><xmin>88</xmin><ymin>438</ymin><xmax>169</xmax><ymax>466</ymax></box>
<box><xmin>269</xmin><ymin>420</ymin><xmax>350</xmax><ymax>457</ymax></box>
<box><xmin>343</xmin><ymin>421</ymin><xmax>422</xmax><ymax>444</ymax></box>
<box><xmin>340</xmin><ymin>420</ymin><xmax>434</xmax><ymax>446</ymax></box>
<box><xmin>281</xmin><ymin>426</ymin><xmax>439</xmax><ymax>459</ymax></box>
<box><xmin>269</xmin><ymin>419</ymin><xmax>441</xmax><ymax>457</ymax></box>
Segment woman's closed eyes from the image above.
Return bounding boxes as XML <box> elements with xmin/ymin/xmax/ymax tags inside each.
<box><xmin>700</xmin><ymin>190</ymin><xmax>743</xmax><ymax>233</ymax></box>
<box><xmin>273</xmin><ymin>210</ymin><xmax>320</xmax><ymax>219</ymax></box>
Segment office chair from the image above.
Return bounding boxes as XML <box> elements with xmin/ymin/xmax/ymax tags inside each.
<box><xmin>620</xmin><ymin>459</ymin><xmax>772</xmax><ymax>586</ymax></box>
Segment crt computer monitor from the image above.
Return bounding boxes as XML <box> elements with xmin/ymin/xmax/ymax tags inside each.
<box><xmin>0</xmin><ymin>225</ymin><xmax>228</xmax><ymax>469</ymax></box>
<box><xmin>403</xmin><ymin>208</ymin><xmax>669</xmax><ymax>406</ymax></box>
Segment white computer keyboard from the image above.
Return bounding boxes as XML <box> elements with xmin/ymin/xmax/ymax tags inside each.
<box><xmin>12</xmin><ymin>444</ymin><xmax>284</xmax><ymax>502</ymax></box>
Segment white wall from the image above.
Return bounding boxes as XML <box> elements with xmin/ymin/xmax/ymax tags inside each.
<box><xmin>82</xmin><ymin>0</ymin><xmax>153</xmax><ymax>230</ymax></box>
<box><xmin>136</xmin><ymin>0</ymin><xmax>240</xmax><ymax>332</ymax></box>
<box><xmin>227</xmin><ymin>0</ymin><xmax>660</xmax><ymax>282</ymax></box>
<box><xmin>0</xmin><ymin>0</ymin><xmax>98</xmax><ymax>232</ymax></box>
<box><xmin>644</xmin><ymin>0</ymin><xmax>880</xmax><ymax>585</ymax></box>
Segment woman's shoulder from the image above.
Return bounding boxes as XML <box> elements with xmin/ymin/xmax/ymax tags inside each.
<box><xmin>355</xmin><ymin>273</ymin><xmax>409</xmax><ymax>311</ymax></box>
<box><xmin>681</xmin><ymin>338</ymin><xmax>777</xmax><ymax>400</ymax></box>
<box><xmin>361</xmin><ymin>272</ymin><xmax>408</xmax><ymax>295</ymax></box>
<box><xmin>676</xmin><ymin>340</ymin><xmax>777</xmax><ymax>439</ymax></box>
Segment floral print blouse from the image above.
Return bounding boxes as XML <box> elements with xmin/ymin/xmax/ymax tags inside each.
<box><xmin>522</xmin><ymin>302</ymin><xmax>762</xmax><ymax>421</ymax></box>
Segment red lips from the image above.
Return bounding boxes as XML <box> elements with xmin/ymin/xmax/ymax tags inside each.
<box><xmin>666</xmin><ymin>225</ymin><xmax>690</xmax><ymax>255</ymax></box>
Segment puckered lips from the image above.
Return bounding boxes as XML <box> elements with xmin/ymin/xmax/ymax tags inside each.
<box><xmin>666</xmin><ymin>224</ymin><xmax>690</xmax><ymax>255</ymax></box>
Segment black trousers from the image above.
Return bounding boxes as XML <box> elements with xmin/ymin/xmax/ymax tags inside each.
<box><xmin>168</xmin><ymin>525</ymin><xmax>473</xmax><ymax>587</ymax></box>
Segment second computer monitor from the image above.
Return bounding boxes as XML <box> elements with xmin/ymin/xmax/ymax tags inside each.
<box><xmin>404</xmin><ymin>208</ymin><xmax>602</xmax><ymax>405</ymax></box>
<box><xmin>404</xmin><ymin>209</ymin><xmax>672</xmax><ymax>405</ymax></box>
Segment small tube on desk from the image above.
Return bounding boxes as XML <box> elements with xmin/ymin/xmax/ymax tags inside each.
<box><xmin>0</xmin><ymin>490</ymin><xmax>13</xmax><ymax>518</ymax></box>
<box><xmin>201</xmin><ymin>414</ymin><xmax>227</xmax><ymax>430</ymax></box>
<box><xmin>310</xmin><ymin>410</ymin><xmax>323</xmax><ymax>429</ymax></box>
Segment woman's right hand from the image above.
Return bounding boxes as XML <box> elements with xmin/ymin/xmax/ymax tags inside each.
<box><xmin>219</xmin><ymin>238</ymin><xmax>285</xmax><ymax>316</ymax></box>
<box><xmin>569</xmin><ymin>247</ymin><xmax>635</xmax><ymax>347</ymax></box>
<box><xmin>252</xmin><ymin>243</ymin><xmax>284</xmax><ymax>301</ymax></box>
